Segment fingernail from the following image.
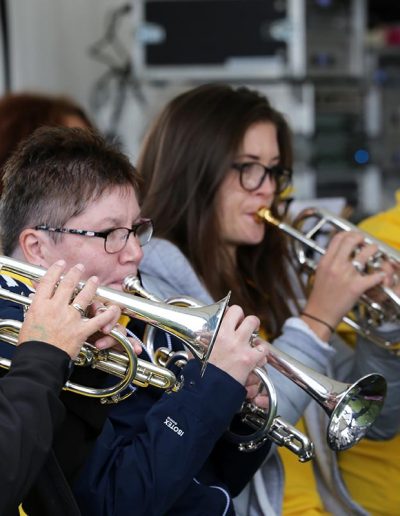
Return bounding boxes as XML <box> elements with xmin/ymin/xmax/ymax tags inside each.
<box><xmin>89</xmin><ymin>275</ymin><xmax>99</xmax><ymax>284</ymax></box>
<box><xmin>55</xmin><ymin>259</ymin><xmax>66</xmax><ymax>267</ymax></box>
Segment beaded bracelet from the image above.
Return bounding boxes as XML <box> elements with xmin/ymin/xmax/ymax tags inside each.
<box><xmin>301</xmin><ymin>312</ymin><xmax>335</xmax><ymax>333</ymax></box>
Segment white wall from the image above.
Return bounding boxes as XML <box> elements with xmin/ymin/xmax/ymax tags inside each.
<box><xmin>5</xmin><ymin>0</ymin><xmax>316</xmax><ymax>167</ymax></box>
<box><xmin>9</xmin><ymin>0</ymin><xmax>123</xmax><ymax>107</ymax></box>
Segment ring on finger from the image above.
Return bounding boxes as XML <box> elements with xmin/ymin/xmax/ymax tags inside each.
<box><xmin>72</xmin><ymin>302</ymin><xmax>86</xmax><ymax>317</ymax></box>
<box><xmin>352</xmin><ymin>259</ymin><xmax>364</xmax><ymax>273</ymax></box>
<box><xmin>249</xmin><ymin>331</ymin><xmax>258</xmax><ymax>347</ymax></box>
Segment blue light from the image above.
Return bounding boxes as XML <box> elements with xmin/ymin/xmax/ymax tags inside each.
<box><xmin>354</xmin><ymin>149</ymin><xmax>369</xmax><ymax>165</ymax></box>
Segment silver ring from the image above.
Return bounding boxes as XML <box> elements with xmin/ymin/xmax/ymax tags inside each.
<box><xmin>249</xmin><ymin>331</ymin><xmax>258</xmax><ymax>347</ymax></box>
<box><xmin>72</xmin><ymin>302</ymin><xmax>86</xmax><ymax>317</ymax></box>
<box><xmin>352</xmin><ymin>260</ymin><xmax>364</xmax><ymax>273</ymax></box>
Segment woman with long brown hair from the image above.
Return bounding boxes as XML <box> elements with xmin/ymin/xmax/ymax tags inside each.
<box><xmin>137</xmin><ymin>83</ymin><xmax>400</xmax><ymax>515</ymax></box>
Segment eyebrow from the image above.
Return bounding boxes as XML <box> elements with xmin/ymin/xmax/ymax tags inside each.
<box><xmin>96</xmin><ymin>214</ymin><xmax>142</xmax><ymax>227</ymax></box>
<box><xmin>235</xmin><ymin>153</ymin><xmax>280</xmax><ymax>163</ymax></box>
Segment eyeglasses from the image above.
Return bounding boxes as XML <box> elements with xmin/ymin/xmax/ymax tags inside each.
<box><xmin>231</xmin><ymin>162</ymin><xmax>292</xmax><ymax>194</ymax></box>
<box><xmin>35</xmin><ymin>218</ymin><xmax>153</xmax><ymax>254</ymax></box>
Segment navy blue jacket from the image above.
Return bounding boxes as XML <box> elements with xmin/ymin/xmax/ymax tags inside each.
<box><xmin>73</xmin><ymin>321</ymin><xmax>271</xmax><ymax>516</ymax></box>
<box><xmin>0</xmin><ymin>341</ymin><xmax>71</xmax><ymax>516</ymax></box>
<box><xmin>0</xmin><ymin>274</ymin><xmax>109</xmax><ymax>515</ymax></box>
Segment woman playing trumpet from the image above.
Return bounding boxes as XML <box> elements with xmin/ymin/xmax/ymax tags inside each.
<box><xmin>137</xmin><ymin>83</ymin><xmax>400</xmax><ymax>515</ymax></box>
<box><xmin>0</xmin><ymin>261</ymin><xmax>122</xmax><ymax>515</ymax></box>
<box><xmin>0</xmin><ymin>126</ymin><xmax>271</xmax><ymax>516</ymax></box>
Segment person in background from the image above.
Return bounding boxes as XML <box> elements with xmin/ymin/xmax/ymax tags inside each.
<box><xmin>0</xmin><ymin>260</ymin><xmax>121</xmax><ymax>516</ymax></box>
<box><xmin>0</xmin><ymin>91</ymin><xmax>93</xmax><ymax>192</ymax></box>
<box><xmin>333</xmin><ymin>190</ymin><xmax>400</xmax><ymax>516</ymax></box>
<box><xmin>0</xmin><ymin>126</ymin><xmax>270</xmax><ymax>516</ymax></box>
<box><xmin>137</xmin><ymin>83</ymin><xmax>400</xmax><ymax>515</ymax></box>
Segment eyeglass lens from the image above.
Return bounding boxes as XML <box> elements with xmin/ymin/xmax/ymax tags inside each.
<box><xmin>240</xmin><ymin>163</ymin><xmax>290</xmax><ymax>192</ymax></box>
<box><xmin>105</xmin><ymin>221</ymin><xmax>153</xmax><ymax>253</ymax></box>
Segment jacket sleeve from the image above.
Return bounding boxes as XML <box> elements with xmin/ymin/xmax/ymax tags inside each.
<box><xmin>264</xmin><ymin>317</ymin><xmax>336</xmax><ymax>425</ymax></box>
<box><xmin>333</xmin><ymin>325</ymin><xmax>400</xmax><ymax>440</ymax></box>
<box><xmin>0</xmin><ymin>341</ymin><xmax>70</xmax><ymax>515</ymax></box>
<box><xmin>73</xmin><ymin>360</ymin><xmax>248</xmax><ymax>516</ymax></box>
<box><xmin>208</xmin><ymin>427</ymin><xmax>272</xmax><ymax>497</ymax></box>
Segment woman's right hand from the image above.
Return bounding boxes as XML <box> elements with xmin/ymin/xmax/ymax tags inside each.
<box><xmin>303</xmin><ymin>231</ymin><xmax>386</xmax><ymax>338</ymax></box>
<box><xmin>208</xmin><ymin>305</ymin><xmax>267</xmax><ymax>386</ymax></box>
<box><xmin>18</xmin><ymin>260</ymin><xmax>121</xmax><ymax>359</ymax></box>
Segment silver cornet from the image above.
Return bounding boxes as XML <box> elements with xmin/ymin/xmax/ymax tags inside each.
<box><xmin>0</xmin><ymin>256</ymin><xmax>229</xmax><ymax>402</ymax></box>
<box><xmin>123</xmin><ymin>275</ymin><xmax>386</xmax><ymax>460</ymax></box>
<box><xmin>257</xmin><ymin>206</ymin><xmax>400</xmax><ymax>352</ymax></box>
<box><xmin>244</xmin><ymin>334</ymin><xmax>386</xmax><ymax>452</ymax></box>
<box><xmin>123</xmin><ymin>276</ymin><xmax>312</xmax><ymax>458</ymax></box>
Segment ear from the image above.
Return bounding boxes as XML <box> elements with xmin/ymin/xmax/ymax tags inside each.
<box><xmin>19</xmin><ymin>228</ymin><xmax>52</xmax><ymax>267</ymax></box>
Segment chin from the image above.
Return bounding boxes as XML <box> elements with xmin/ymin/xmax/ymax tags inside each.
<box><xmin>247</xmin><ymin>229</ymin><xmax>266</xmax><ymax>245</ymax></box>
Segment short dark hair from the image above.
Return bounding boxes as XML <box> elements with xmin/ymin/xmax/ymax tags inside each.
<box><xmin>0</xmin><ymin>126</ymin><xmax>141</xmax><ymax>255</ymax></box>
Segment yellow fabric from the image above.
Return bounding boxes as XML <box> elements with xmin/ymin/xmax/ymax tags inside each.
<box><xmin>359</xmin><ymin>190</ymin><xmax>400</xmax><ymax>251</ymax></box>
<box><xmin>338</xmin><ymin>434</ymin><xmax>400</xmax><ymax>515</ymax></box>
<box><xmin>118</xmin><ymin>314</ymin><xmax>130</xmax><ymax>328</ymax></box>
<box><xmin>280</xmin><ymin>418</ymin><xmax>331</xmax><ymax>515</ymax></box>
<box><xmin>260</xmin><ymin>329</ymin><xmax>329</xmax><ymax>513</ymax></box>
<box><xmin>4</xmin><ymin>271</ymin><xmax>33</xmax><ymax>287</ymax></box>
<box><xmin>336</xmin><ymin>191</ymin><xmax>400</xmax><ymax>514</ymax></box>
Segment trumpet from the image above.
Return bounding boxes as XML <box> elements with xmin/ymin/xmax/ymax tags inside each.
<box><xmin>257</xmin><ymin>206</ymin><xmax>400</xmax><ymax>352</ymax></box>
<box><xmin>123</xmin><ymin>275</ymin><xmax>386</xmax><ymax>459</ymax></box>
<box><xmin>243</xmin><ymin>333</ymin><xmax>386</xmax><ymax>452</ymax></box>
<box><xmin>0</xmin><ymin>256</ymin><xmax>229</xmax><ymax>402</ymax></box>
<box><xmin>122</xmin><ymin>275</ymin><xmax>315</xmax><ymax>459</ymax></box>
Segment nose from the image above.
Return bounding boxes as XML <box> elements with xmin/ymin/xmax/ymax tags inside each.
<box><xmin>119</xmin><ymin>233</ymin><xmax>143</xmax><ymax>265</ymax></box>
<box><xmin>254</xmin><ymin>173</ymin><xmax>276</xmax><ymax>199</ymax></box>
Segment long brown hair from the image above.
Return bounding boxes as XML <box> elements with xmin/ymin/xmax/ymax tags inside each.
<box><xmin>138</xmin><ymin>83</ymin><xmax>299</xmax><ymax>337</ymax></box>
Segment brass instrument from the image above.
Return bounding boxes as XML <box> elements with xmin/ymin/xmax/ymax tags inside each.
<box><xmin>124</xmin><ymin>275</ymin><xmax>387</xmax><ymax>458</ymax></box>
<box><xmin>257</xmin><ymin>206</ymin><xmax>400</xmax><ymax>352</ymax></box>
<box><xmin>0</xmin><ymin>256</ymin><xmax>229</xmax><ymax>402</ymax></box>
<box><xmin>0</xmin><ymin>317</ymin><xmax>139</xmax><ymax>402</ymax></box>
<box><xmin>122</xmin><ymin>276</ymin><xmax>310</xmax><ymax>461</ymax></box>
<box><xmin>244</xmin><ymin>334</ymin><xmax>386</xmax><ymax>452</ymax></box>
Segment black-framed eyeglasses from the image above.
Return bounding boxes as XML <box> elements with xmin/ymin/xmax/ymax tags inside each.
<box><xmin>231</xmin><ymin>162</ymin><xmax>292</xmax><ymax>194</ymax></box>
<box><xmin>35</xmin><ymin>218</ymin><xmax>153</xmax><ymax>254</ymax></box>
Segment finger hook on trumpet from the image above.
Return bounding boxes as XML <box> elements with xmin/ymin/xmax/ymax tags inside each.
<box><xmin>225</xmin><ymin>366</ymin><xmax>315</xmax><ymax>462</ymax></box>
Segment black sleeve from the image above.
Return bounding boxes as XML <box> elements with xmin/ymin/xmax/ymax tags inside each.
<box><xmin>0</xmin><ymin>340</ymin><xmax>70</xmax><ymax>515</ymax></box>
<box><xmin>210</xmin><ymin>417</ymin><xmax>272</xmax><ymax>497</ymax></box>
